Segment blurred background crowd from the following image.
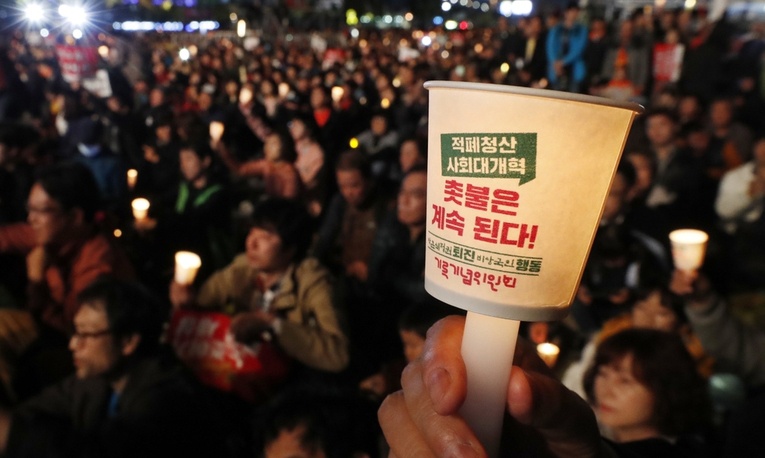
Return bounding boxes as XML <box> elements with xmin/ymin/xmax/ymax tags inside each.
<box><xmin>1</xmin><ymin>1</ymin><xmax>765</xmax><ymax>456</ymax></box>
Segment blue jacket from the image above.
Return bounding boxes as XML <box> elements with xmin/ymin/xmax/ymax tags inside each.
<box><xmin>546</xmin><ymin>23</ymin><xmax>589</xmax><ymax>86</ymax></box>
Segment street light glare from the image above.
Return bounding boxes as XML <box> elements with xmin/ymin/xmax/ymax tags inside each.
<box><xmin>69</xmin><ymin>6</ymin><xmax>88</xmax><ymax>25</ymax></box>
<box><xmin>24</xmin><ymin>3</ymin><xmax>45</xmax><ymax>22</ymax></box>
<box><xmin>60</xmin><ymin>4</ymin><xmax>88</xmax><ymax>26</ymax></box>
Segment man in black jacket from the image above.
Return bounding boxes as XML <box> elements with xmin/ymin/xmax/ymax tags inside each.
<box><xmin>0</xmin><ymin>277</ymin><xmax>224</xmax><ymax>458</ymax></box>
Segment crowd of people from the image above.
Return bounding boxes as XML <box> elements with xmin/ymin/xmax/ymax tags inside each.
<box><xmin>0</xmin><ymin>2</ymin><xmax>764</xmax><ymax>456</ymax></box>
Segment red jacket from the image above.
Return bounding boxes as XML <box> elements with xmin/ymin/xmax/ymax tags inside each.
<box><xmin>0</xmin><ymin>223</ymin><xmax>134</xmax><ymax>334</ymax></box>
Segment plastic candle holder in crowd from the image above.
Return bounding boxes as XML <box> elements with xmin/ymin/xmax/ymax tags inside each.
<box><xmin>423</xmin><ymin>81</ymin><xmax>642</xmax><ymax>457</ymax></box>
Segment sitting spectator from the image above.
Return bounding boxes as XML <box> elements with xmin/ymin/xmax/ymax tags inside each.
<box><xmin>288</xmin><ymin>115</ymin><xmax>328</xmax><ymax>217</ymax></box>
<box><xmin>215</xmin><ymin>130</ymin><xmax>302</xmax><ymax>201</ymax></box>
<box><xmin>564</xmin><ymin>284</ymin><xmax>714</xmax><ymax>399</ymax></box>
<box><xmin>714</xmin><ymin>137</ymin><xmax>765</xmax><ymax>293</ymax></box>
<box><xmin>715</xmin><ymin>136</ymin><xmax>765</xmax><ymax>235</ymax></box>
<box><xmin>135</xmin><ymin>141</ymin><xmax>235</xmax><ymax>283</ymax></box>
<box><xmin>355</xmin><ymin>166</ymin><xmax>429</xmax><ymax>376</ymax></box>
<box><xmin>359</xmin><ymin>300</ymin><xmax>455</xmax><ymax>401</ymax></box>
<box><xmin>570</xmin><ymin>163</ymin><xmax>669</xmax><ymax>334</ymax></box>
<box><xmin>706</xmin><ymin>97</ymin><xmax>752</xmax><ymax>178</ymax></box>
<box><xmin>356</xmin><ymin>110</ymin><xmax>400</xmax><ymax>180</ymax></box>
<box><xmin>313</xmin><ymin>150</ymin><xmax>393</xmax><ymax>281</ymax></box>
<box><xmin>583</xmin><ymin>328</ymin><xmax>713</xmax><ymax>455</ymax></box>
<box><xmin>671</xmin><ymin>269</ymin><xmax>765</xmax><ymax>389</ymax></box>
<box><xmin>0</xmin><ymin>162</ymin><xmax>134</xmax><ymax>402</ymax></box>
<box><xmin>71</xmin><ymin>116</ymin><xmax>127</xmax><ymax>214</ymax></box>
<box><xmin>0</xmin><ymin>277</ymin><xmax>223</xmax><ymax>457</ymax></box>
<box><xmin>627</xmin><ymin>108</ymin><xmax>704</xmax><ymax>242</ymax></box>
<box><xmin>256</xmin><ymin>387</ymin><xmax>379</xmax><ymax>458</ymax></box>
<box><xmin>170</xmin><ymin>198</ymin><xmax>349</xmax><ymax>376</ymax></box>
<box><xmin>136</xmin><ymin>114</ymin><xmax>180</xmax><ymax>203</ymax></box>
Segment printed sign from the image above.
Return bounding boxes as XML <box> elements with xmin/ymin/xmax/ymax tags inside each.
<box><xmin>167</xmin><ymin>310</ymin><xmax>290</xmax><ymax>401</ymax></box>
<box><xmin>55</xmin><ymin>45</ymin><xmax>99</xmax><ymax>83</ymax></box>
<box><xmin>424</xmin><ymin>82</ymin><xmax>640</xmax><ymax>321</ymax></box>
<box><xmin>441</xmin><ymin>133</ymin><xmax>537</xmax><ymax>184</ymax></box>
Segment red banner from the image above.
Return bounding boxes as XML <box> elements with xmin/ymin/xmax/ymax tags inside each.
<box><xmin>653</xmin><ymin>43</ymin><xmax>684</xmax><ymax>83</ymax></box>
<box><xmin>55</xmin><ymin>45</ymin><xmax>99</xmax><ymax>83</ymax></box>
<box><xmin>167</xmin><ymin>310</ymin><xmax>291</xmax><ymax>402</ymax></box>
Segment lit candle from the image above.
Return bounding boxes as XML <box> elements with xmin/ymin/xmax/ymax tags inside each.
<box><xmin>669</xmin><ymin>229</ymin><xmax>708</xmax><ymax>272</ymax></box>
<box><xmin>127</xmin><ymin>169</ymin><xmax>138</xmax><ymax>190</ymax></box>
<box><xmin>174</xmin><ymin>251</ymin><xmax>202</xmax><ymax>285</ymax></box>
<box><xmin>278</xmin><ymin>82</ymin><xmax>290</xmax><ymax>98</ymax></box>
<box><xmin>536</xmin><ymin>342</ymin><xmax>560</xmax><ymax>368</ymax></box>
<box><xmin>209</xmin><ymin>121</ymin><xmax>225</xmax><ymax>143</ymax></box>
<box><xmin>331</xmin><ymin>86</ymin><xmax>344</xmax><ymax>103</ymax></box>
<box><xmin>239</xmin><ymin>87</ymin><xmax>253</xmax><ymax>105</ymax></box>
<box><xmin>423</xmin><ymin>81</ymin><xmax>642</xmax><ymax>457</ymax></box>
<box><xmin>131</xmin><ymin>198</ymin><xmax>150</xmax><ymax>221</ymax></box>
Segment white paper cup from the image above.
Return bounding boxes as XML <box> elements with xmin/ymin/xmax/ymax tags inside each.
<box><xmin>209</xmin><ymin>121</ymin><xmax>225</xmax><ymax>143</ymax></box>
<box><xmin>669</xmin><ymin>229</ymin><xmax>708</xmax><ymax>272</ymax></box>
<box><xmin>174</xmin><ymin>251</ymin><xmax>202</xmax><ymax>285</ymax></box>
<box><xmin>127</xmin><ymin>169</ymin><xmax>138</xmax><ymax>190</ymax></box>
<box><xmin>423</xmin><ymin>81</ymin><xmax>642</xmax><ymax>321</ymax></box>
<box><xmin>131</xmin><ymin>198</ymin><xmax>150</xmax><ymax>221</ymax></box>
<box><xmin>536</xmin><ymin>342</ymin><xmax>560</xmax><ymax>368</ymax></box>
<box><xmin>331</xmin><ymin>86</ymin><xmax>344</xmax><ymax>103</ymax></box>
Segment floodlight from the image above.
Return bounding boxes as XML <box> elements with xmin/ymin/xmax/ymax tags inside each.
<box><xmin>24</xmin><ymin>3</ymin><xmax>45</xmax><ymax>23</ymax></box>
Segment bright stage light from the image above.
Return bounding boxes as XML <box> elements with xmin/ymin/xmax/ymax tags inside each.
<box><xmin>24</xmin><ymin>3</ymin><xmax>45</xmax><ymax>23</ymax></box>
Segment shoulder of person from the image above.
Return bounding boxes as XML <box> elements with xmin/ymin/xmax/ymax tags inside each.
<box><xmin>294</xmin><ymin>257</ymin><xmax>331</xmax><ymax>281</ymax></box>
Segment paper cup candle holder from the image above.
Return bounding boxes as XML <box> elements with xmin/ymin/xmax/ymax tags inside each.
<box><xmin>669</xmin><ymin>229</ymin><xmax>708</xmax><ymax>272</ymax></box>
<box><xmin>175</xmin><ymin>251</ymin><xmax>202</xmax><ymax>286</ymax></box>
<box><xmin>423</xmin><ymin>81</ymin><xmax>642</xmax><ymax>456</ymax></box>
<box><xmin>131</xmin><ymin>198</ymin><xmax>150</xmax><ymax>221</ymax></box>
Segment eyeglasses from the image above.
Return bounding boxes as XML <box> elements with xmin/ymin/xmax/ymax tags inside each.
<box><xmin>71</xmin><ymin>329</ymin><xmax>112</xmax><ymax>341</ymax></box>
<box><xmin>26</xmin><ymin>205</ymin><xmax>63</xmax><ymax>216</ymax></box>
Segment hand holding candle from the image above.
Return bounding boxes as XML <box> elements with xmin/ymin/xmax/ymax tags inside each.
<box><xmin>175</xmin><ymin>251</ymin><xmax>202</xmax><ymax>286</ymax></box>
<box><xmin>422</xmin><ymin>81</ymin><xmax>641</xmax><ymax>456</ymax></box>
<box><xmin>131</xmin><ymin>198</ymin><xmax>150</xmax><ymax>221</ymax></box>
<box><xmin>378</xmin><ymin>316</ymin><xmax>604</xmax><ymax>457</ymax></box>
<box><xmin>669</xmin><ymin>229</ymin><xmax>708</xmax><ymax>273</ymax></box>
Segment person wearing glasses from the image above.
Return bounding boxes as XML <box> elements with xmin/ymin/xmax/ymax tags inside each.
<box><xmin>0</xmin><ymin>162</ymin><xmax>133</xmax><ymax>402</ymax></box>
<box><xmin>0</xmin><ymin>277</ymin><xmax>222</xmax><ymax>457</ymax></box>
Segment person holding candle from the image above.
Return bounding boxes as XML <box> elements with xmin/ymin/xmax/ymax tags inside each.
<box><xmin>288</xmin><ymin>115</ymin><xmax>329</xmax><ymax>217</ymax></box>
<box><xmin>214</xmin><ymin>129</ymin><xmax>302</xmax><ymax>202</ymax></box>
<box><xmin>134</xmin><ymin>141</ymin><xmax>234</xmax><ymax>283</ymax></box>
<box><xmin>169</xmin><ymin>198</ymin><xmax>348</xmax><ymax>379</ymax></box>
<box><xmin>563</xmin><ymin>282</ymin><xmax>714</xmax><ymax>400</ymax></box>
<box><xmin>671</xmin><ymin>269</ymin><xmax>765</xmax><ymax>390</ymax></box>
